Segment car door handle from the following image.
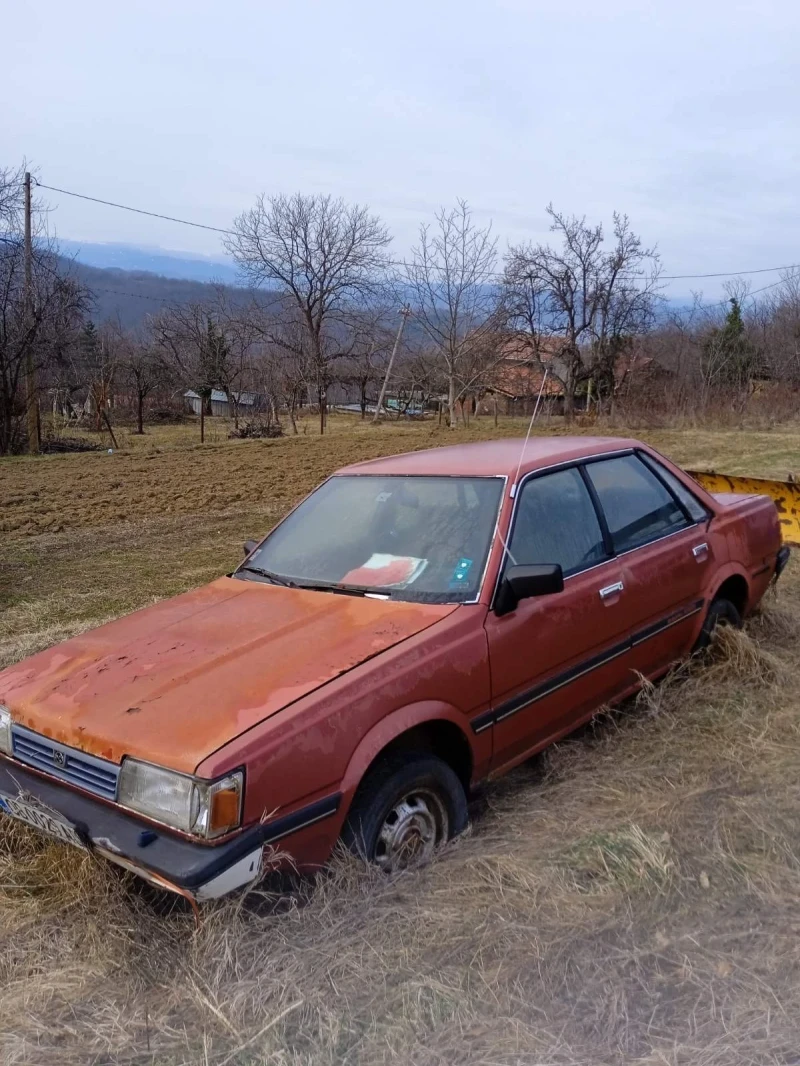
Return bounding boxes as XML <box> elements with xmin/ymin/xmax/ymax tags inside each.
<box><xmin>599</xmin><ymin>581</ymin><xmax>624</xmax><ymax>600</ymax></box>
<box><xmin>692</xmin><ymin>542</ymin><xmax>709</xmax><ymax>558</ymax></box>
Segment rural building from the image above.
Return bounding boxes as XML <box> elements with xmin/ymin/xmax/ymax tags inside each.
<box><xmin>480</xmin><ymin>335</ymin><xmax>566</xmax><ymax>416</ymax></box>
<box><xmin>184</xmin><ymin>389</ymin><xmax>259</xmax><ymax>418</ymax></box>
<box><xmin>479</xmin><ymin>334</ymin><xmax>670</xmax><ymax>415</ymax></box>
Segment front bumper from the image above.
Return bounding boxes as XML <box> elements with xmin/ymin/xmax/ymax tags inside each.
<box><xmin>0</xmin><ymin>758</ymin><xmax>338</xmax><ymax>900</ymax></box>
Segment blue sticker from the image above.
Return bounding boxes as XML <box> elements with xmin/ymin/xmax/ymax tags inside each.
<box><xmin>448</xmin><ymin>557</ymin><xmax>473</xmax><ymax>590</ymax></box>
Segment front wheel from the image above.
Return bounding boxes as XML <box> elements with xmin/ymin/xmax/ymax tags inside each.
<box><xmin>693</xmin><ymin>596</ymin><xmax>742</xmax><ymax>653</ymax></box>
<box><xmin>342</xmin><ymin>753</ymin><xmax>468</xmax><ymax>872</ymax></box>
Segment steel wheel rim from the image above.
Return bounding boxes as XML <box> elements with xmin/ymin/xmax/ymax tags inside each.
<box><xmin>374</xmin><ymin>788</ymin><xmax>449</xmax><ymax>872</ymax></box>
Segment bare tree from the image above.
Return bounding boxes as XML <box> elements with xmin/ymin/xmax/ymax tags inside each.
<box><xmin>120</xmin><ymin>332</ymin><xmax>170</xmax><ymax>434</ymax></box>
<box><xmin>0</xmin><ymin>162</ymin><xmax>26</xmax><ymax>233</ymax></box>
<box><xmin>752</xmin><ymin>271</ymin><xmax>800</xmax><ymax>386</ymax></box>
<box><xmin>0</xmin><ymin>165</ymin><xmax>88</xmax><ymax>453</ymax></box>
<box><xmin>337</xmin><ymin>303</ymin><xmax>396</xmax><ymax>418</ymax></box>
<box><xmin>242</xmin><ymin>298</ymin><xmax>313</xmax><ymax>434</ymax></box>
<box><xmin>504</xmin><ymin>207</ymin><xmax>662</xmax><ymax>419</ymax></box>
<box><xmin>400</xmin><ymin>200</ymin><xmax>502</xmax><ymax>428</ymax></box>
<box><xmin>154</xmin><ymin>303</ymin><xmax>223</xmax><ymax>442</ymax></box>
<box><xmin>225</xmin><ymin>194</ymin><xmax>392</xmax><ymax>433</ymax></box>
<box><xmin>206</xmin><ymin>286</ymin><xmax>259</xmax><ymax>428</ymax></box>
<box><xmin>76</xmin><ymin>320</ymin><xmax>122</xmax><ymax>434</ymax></box>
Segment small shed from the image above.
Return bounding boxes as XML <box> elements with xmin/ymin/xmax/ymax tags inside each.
<box><xmin>184</xmin><ymin>389</ymin><xmax>258</xmax><ymax>417</ymax></box>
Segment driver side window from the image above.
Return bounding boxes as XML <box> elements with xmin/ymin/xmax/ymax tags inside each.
<box><xmin>509</xmin><ymin>467</ymin><xmax>608</xmax><ymax>577</ymax></box>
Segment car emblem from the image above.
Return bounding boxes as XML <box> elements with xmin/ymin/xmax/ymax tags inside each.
<box><xmin>52</xmin><ymin>750</ymin><xmax>66</xmax><ymax>768</ymax></box>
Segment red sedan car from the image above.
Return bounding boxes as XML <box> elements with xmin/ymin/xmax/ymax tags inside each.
<box><xmin>0</xmin><ymin>437</ymin><xmax>789</xmax><ymax>902</ymax></box>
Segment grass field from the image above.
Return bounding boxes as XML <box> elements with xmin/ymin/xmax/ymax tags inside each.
<box><xmin>1</xmin><ymin>414</ymin><xmax>800</xmax><ymax>1065</ymax></box>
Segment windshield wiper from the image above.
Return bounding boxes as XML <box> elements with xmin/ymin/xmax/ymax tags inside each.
<box><xmin>293</xmin><ymin>581</ymin><xmax>393</xmax><ymax>598</ymax></box>
<box><xmin>239</xmin><ymin>568</ymin><xmax>392</xmax><ymax>597</ymax></box>
<box><xmin>239</xmin><ymin>565</ymin><xmax>298</xmax><ymax>588</ymax></box>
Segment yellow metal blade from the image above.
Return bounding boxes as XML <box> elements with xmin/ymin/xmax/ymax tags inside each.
<box><xmin>687</xmin><ymin>471</ymin><xmax>800</xmax><ymax>547</ymax></box>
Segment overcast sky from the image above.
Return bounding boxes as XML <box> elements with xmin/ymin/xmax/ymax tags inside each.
<box><xmin>3</xmin><ymin>0</ymin><xmax>798</xmax><ymax>298</ymax></box>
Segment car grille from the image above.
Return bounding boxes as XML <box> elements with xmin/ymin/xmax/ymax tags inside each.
<box><xmin>10</xmin><ymin>724</ymin><xmax>119</xmax><ymax>800</ymax></box>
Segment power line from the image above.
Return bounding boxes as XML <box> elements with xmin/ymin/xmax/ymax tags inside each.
<box><xmin>661</xmin><ymin>263</ymin><xmax>800</xmax><ymax>280</ymax></box>
<box><xmin>31</xmin><ymin>177</ymin><xmax>800</xmax><ymax>286</ymax></box>
<box><xmin>34</xmin><ymin>181</ymin><xmax>238</xmax><ymax>237</ymax></box>
<box><xmin>748</xmin><ymin>271</ymin><xmax>800</xmax><ymax>298</ymax></box>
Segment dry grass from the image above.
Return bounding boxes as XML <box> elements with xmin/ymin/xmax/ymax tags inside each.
<box><xmin>3</xmin><ymin>413</ymin><xmax>799</xmax><ymax>537</ymax></box>
<box><xmin>1</xmin><ymin>419</ymin><xmax>800</xmax><ymax>1064</ymax></box>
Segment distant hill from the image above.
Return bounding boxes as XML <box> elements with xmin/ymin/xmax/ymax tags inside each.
<box><xmin>57</xmin><ymin>255</ymin><xmax>697</xmax><ymax>333</ymax></box>
<box><xmin>61</xmin><ymin>261</ymin><xmax>247</xmax><ymax>328</ymax></box>
<box><xmin>58</xmin><ymin>239</ymin><xmax>239</xmax><ymax>284</ymax></box>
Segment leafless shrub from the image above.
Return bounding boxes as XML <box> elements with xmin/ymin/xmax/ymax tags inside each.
<box><xmin>228</xmin><ymin>419</ymin><xmax>283</xmax><ymax>439</ymax></box>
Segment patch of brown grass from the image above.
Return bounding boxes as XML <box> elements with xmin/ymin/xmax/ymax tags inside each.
<box><xmin>3</xmin><ymin>415</ymin><xmax>798</xmax><ymax>537</ymax></box>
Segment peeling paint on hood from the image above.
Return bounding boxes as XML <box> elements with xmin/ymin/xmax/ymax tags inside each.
<box><xmin>0</xmin><ymin>577</ymin><xmax>456</xmax><ymax>773</ymax></box>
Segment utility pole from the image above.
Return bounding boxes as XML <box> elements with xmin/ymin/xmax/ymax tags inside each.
<box><xmin>372</xmin><ymin>305</ymin><xmax>410</xmax><ymax>424</ymax></box>
<box><xmin>24</xmin><ymin>172</ymin><xmax>40</xmax><ymax>454</ymax></box>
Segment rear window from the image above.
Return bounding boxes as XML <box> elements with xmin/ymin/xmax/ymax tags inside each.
<box><xmin>639</xmin><ymin>453</ymin><xmax>709</xmax><ymax>523</ymax></box>
<box><xmin>585</xmin><ymin>454</ymin><xmax>688</xmax><ymax>553</ymax></box>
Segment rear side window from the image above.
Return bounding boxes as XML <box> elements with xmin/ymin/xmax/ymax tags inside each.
<box><xmin>508</xmin><ymin>467</ymin><xmax>608</xmax><ymax>576</ymax></box>
<box><xmin>639</xmin><ymin>453</ymin><xmax>709</xmax><ymax>523</ymax></box>
<box><xmin>585</xmin><ymin>454</ymin><xmax>688</xmax><ymax>554</ymax></box>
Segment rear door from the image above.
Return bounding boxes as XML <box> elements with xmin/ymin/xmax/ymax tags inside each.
<box><xmin>583</xmin><ymin>452</ymin><xmax>711</xmax><ymax>678</ymax></box>
<box><xmin>483</xmin><ymin>465</ymin><xmax>638</xmax><ymax>774</ymax></box>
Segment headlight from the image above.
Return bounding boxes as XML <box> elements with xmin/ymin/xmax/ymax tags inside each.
<box><xmin>117</xmin><ymin>758</ymin><xmax>243</xmax><ymax>840</ymax></box>
<box><xmin>0</xmin><ymin>706</ymin><xmax>11</xmax><ymax>755</ymax></box>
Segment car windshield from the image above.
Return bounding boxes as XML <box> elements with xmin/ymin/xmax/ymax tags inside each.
<box><xmin>238</xmin><ymin>475</ymin><xmax>505</xmax><ymax>603</ymax></box>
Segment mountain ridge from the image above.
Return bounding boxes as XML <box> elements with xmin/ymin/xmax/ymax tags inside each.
<box><xmin>58</xmin><ymin>239</ymin><xmax>239</xmax><ymax>284</ymax></box>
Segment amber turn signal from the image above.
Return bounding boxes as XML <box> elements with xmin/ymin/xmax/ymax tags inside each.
<box><xmin>209</xmin><ymin>786</ymin><xmax>241</xmax><ymax>833</ymax></box>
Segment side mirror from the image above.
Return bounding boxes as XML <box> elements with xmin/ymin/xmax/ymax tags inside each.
<box><xmin>243</xmin><ymin>539</ymin><xmax>258</xmax><ymax>557</ymax></box>
<box><xmin>494</xmin><ymin>563</ymin><xmax>564</xmax><ymax>616</ymax></box>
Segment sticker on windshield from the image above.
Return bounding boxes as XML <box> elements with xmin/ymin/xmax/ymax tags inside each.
<box><xmin>448</xmin><ymin>557</ymin><xmax>473</xmax><ymax>590</ymax></box>
<box><xmin>342</xmin><ymin>554</ymin><xmax>428</xmax><ymax>588</ymax></box>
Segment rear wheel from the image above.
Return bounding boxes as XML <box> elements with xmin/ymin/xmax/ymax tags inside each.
<box><xmin>342</xmin><ymin>753</ymin><xmax>468</xmax><ymax>872</ymax></box>
<box><xmin>693</xmin><ymin>596</ymin><xmax>742</xmax><ymax>653</ymax></box>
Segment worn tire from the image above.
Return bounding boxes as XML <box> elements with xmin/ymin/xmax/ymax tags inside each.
<box><xmin>342</xmin><ymin>753</ymin><xmax>468</xmax><ymax>872</ymax></box>
<box><xmin>693</xmin><ymin>596</ymin><xmax>743</xmax><ymax>653</ymax></box>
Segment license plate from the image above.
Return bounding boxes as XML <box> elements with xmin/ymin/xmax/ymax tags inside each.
<box><xmin>0</xmin><ymin>791</ymin><xmax>86</xmax><ymax>849</ymax></box>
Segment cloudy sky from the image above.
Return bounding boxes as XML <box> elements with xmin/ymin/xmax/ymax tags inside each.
<box><xmin>3</xmin><ymin>0</ymin><xmax>798</xmax><ymax>297</ymax></box>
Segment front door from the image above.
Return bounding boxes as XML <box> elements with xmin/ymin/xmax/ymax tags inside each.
<box><xmin>484</xmin><ymin>465</ymin><xmax>638</xmax><ymax>775</ymax></box>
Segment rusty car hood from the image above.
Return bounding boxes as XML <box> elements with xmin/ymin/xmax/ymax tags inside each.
<box><xmin>0</xmin><ymin>577</ymin><xmax>457</xmax><ymax>773</ymax></box>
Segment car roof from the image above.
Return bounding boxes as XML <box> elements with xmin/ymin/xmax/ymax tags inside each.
<box><xmin>337</xmin><ymin>436</ymin><xmax>641</xmax><ymax>479</ymax></box>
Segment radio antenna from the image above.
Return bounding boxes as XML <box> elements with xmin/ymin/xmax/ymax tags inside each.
<box><xmin>496</xmin><ymin>366</ymin><xmax>550</xmax><ymax>569</ymax></box>
<box><xmin>511</xmin><ymin>367</ymin><xmax>549</xmax><ymax>496</ymax></box>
